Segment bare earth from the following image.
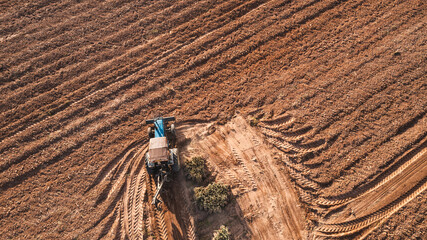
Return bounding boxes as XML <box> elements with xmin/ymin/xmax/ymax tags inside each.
<box><xmin>0</xmin><ymin>0</ymin><xmax>426</xmax><ymax>239</ymax></box>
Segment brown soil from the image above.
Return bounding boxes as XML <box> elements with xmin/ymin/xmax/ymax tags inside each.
<box><xmin>0</xmin><ymin>0</ymin><xmax>425</xmax><ymax>239</ymax></box>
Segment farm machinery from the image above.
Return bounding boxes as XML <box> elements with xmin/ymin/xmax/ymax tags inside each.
<box><xmin>145</xmin><ymin>116</ymin><xmax>179</xmax><ymax>205</ymax></box>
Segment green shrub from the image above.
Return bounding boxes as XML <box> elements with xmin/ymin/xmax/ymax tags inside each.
<box><xmin>194</xmin><ymin>183</ymin><xmax>230</xmax><ymax>213</ymax></box>
<box><xmin>185</xmin><ymin>156</ymin><xmax>207</xmax><ymax>183</ymax></box>
<box><xmin>213</xmin><ymin>225</ymin><xmax>231</xmax><ymax>240</ymax></box>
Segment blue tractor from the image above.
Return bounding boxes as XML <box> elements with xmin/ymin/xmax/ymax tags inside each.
<box><xmin>145</xmin><ymin>116</ymin><xmax>179</xmax><ymax>204</ymax></box>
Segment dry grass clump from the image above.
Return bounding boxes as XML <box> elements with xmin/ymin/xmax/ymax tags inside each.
<box><xmin>185</xmin><ymin>156</ymin><xmax>207</xmax><ymax>183</ymax></box>
<box><xmin>212</xmin><ymin>225</ymin><xmax>231</xmax><ymax>240</ymax></box>
<box><xmin>194</xmin><ymin>183</ymin><xmax>230</xmax><ymax>213</ymax></box>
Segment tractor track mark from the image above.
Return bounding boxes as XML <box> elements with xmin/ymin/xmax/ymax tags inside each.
<box><xmin>298</xmin><ymin>64</ymin><xmax>426</xmax><ymax>186</ymax></box>
<box><xmin>97</xmin><ymin>200</ymin><xmax>122</xmax><ymax>240</ymax></box>
<box><xmin>287</xmin><ymin>165</ymin><xmax>320</xmax><ymax>192</ymax></box>
<box><xmin>315</xmin><ymin>177</ymin><xmax>427</xmax><ymax>236</ymax></box>
<box><xmin>260</xmin><ymin>125</ymin><xmax>313</xmax><ymax>142</ymax></box>
<box><xmin>147</xmin><ymin>175</ymin><xmax>169</xmax><ymax>240</ymax></box>
<box><xmin>101</xmin><ymin>146</ymin><xmax>140</xmax><ymax>206</ymax></box>
<box><xmin>314</xmin><ymin>101</ymin><xmax>426</xmax><ymax>186</ymax></box>
<box><xmin>266</xmin><ymin>136</ymin><xmax>326</xmax><ymax>154</ymax></box>
<box><xmin>317</xmin><ymin>142</ymin><xmax>427</xmax><ymax>207</ymax></box>
<box><xmin>132</xmin><ymin>151</ymin><xmax>147</xmax><ymax>239</ymax></box>
<box><xmin>85</xmin><ymin>140</ymin><xmax>147</xmax><ymax>194</ymax></box>
<box><xmin>259</xmin><ymin>114</ymin><xmax>293</xmax><ymax>124</ymax></box>
<box><xmin>224</xmin><ymin>168</ymin><xmax>251</xmax><ymax>195</ymax></box>
<box><xmin>88</xmin><ymin>144</ymin><xmax>149</xmax><ymax>239</ymax></box>
<box><xmin>231</xmin><ymin>147</ymin><xmax>258</xmax><ymax>191</ymax></box>
<box><xmin>183</xmin><ymin>202</ymin><xmax>197</xmax><ymax>240</ymax></box>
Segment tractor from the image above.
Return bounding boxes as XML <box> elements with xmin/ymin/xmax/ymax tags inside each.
<box><xmin>145</xmin><ymin>116</ymin><xmax>179</xmax><ymax>205</ymax></box>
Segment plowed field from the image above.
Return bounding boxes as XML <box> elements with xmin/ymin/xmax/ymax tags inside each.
<box><xmin>0</xmin><ymin>0</ymin><xmax>426</xmax><ymax>239</ymax></box>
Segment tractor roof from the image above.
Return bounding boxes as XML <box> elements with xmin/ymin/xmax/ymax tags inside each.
<box><xmin>148</xmin><ymin>137</ymin><xmax>169</xmax><ymax>162</ymax></box>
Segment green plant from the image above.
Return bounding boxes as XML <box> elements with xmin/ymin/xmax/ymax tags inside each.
<box><xmin>194</xmin><ymin>183</ymin><xmax>230</xmax><ymax>213</ymax></box>
<box><xmin>249</xmin><ymin>117</ymin><xmax>259</xmax><ymax>126</ymax></box>
<box><xmin>185</xmin><ymin>156</ymin><xmax>207</xmax><ymax>183</ymax></box>
<box><xmin>212</xmin><ymin>225</ymin><xmax>231</xmax><ymax>240</ymax></box>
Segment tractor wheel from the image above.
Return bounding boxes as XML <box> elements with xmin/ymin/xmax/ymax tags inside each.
<box><xmin>145</xmin><ymin>153</ymin><xmax>155</xmax><ymax>175</ymax></box>
<box><xmin>172</xmin><ymin>148</ymin><xmax>180</xmax><ymax>172</ymax></box>
<box><xmin>147</xmin><ymin>127</ymin><xmax>154</xmax><ymax>138</ymax></box>
<box><xmin>170</xmin><ymin>124</ymin><xmax>176</xmax><ymax>136</ymax></box>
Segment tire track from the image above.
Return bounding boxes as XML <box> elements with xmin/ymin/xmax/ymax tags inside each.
<box><xmin>317</xmin><ymin>143</ymin><xmax>427</xmax><ymax>206</ymax></box>
<box><xmin>292</xmin><ymin>58</ymin><xmax>426</xmax><ymax>185</ymax></box>
<box><xmin>132</xmin><ymin>150</ymin><xmax>147</xmax><ymax>240</ymax></box>
<box><xmin>259</xmin><ymin>114</ymin><xmax>295</xmax><ymax>130</ymax></box>
<box><xmin>266</xmin><ymin>136</ymin><xmax>326</xmax><ymax>154</ymax></box>
<box><xmin>315</xmin><ymin>177</ymin><xmax>427</xmax><ymax>236</ymax></box>
<box><xmin>85</xmin><ymin>144</ymin><xmax>150</xmax><ymax>239</ymax></box>
<box><xmin>260</xmin><ymin>126</ymin><xmax>313</xmax><ymax>142</ymax></box>
<box><xmin>147</xmin><ymin>175</ymin><xmax>169</xmax><ymax>240</ymax></box>
<box><xmin>180</xmin><ymin>199</ymin><xmax>197</xmax><ymax>240</ymax></box>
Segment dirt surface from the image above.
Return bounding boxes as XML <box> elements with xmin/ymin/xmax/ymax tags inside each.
<box><xmin>0</xmin><ymin>0</ymin><xmax>426</xmax><ymax>239</ymax></box>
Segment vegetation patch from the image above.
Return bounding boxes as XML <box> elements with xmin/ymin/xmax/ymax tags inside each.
<box><xmin>212</xmin><ymin>225</ymin><xmax>231</xmax><ymax>240</ymax></box>
<box><xmin>194</xmin><ymin>183</ymin><xmax>230</xmax><ymax>213</ymax></box>
<box><xmin>185</xmin><ymin>156</ymin><xmax>208</xmax><ymax>183</ymax></box>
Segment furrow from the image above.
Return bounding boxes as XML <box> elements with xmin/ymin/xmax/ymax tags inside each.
<box><xmin>0</xmin><ymin>0</ymin><xmax>139</xmax><ymax>68</ymax></box>
<box><xmin>1</xmin><ymin>0</ymin><xmax>349</xmax><ymax>182</ymax></box>
<box><xmin>0</xmin><ymin>0</ymin><xmax>272</xmax><ymax>143</ymax></box>
<box><xmin>0</xmin><ymin>0</ymin><xmax>200</xmax><ymax>107</ymax></box>
<box><xmin>0</xmin><ymin>0</ymin><xmax>294</xmax><ymax>158</ymax></box>
<box><xmin>317</xmin><ymin>146</ymin><xmax>427</xmax><ymax>206</ymax></box>
<box><xmin>0</xmin><ymin>0</ymin><xmax>71</xmax><ymax>35</ymax></box>
<box><xmin>316</xmin><ymin>177</ymin><xmax>427</xmax><ymax>235</ymax></box>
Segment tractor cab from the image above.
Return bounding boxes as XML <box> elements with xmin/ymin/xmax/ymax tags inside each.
<box><xmin>145</xmin><ymin>116</ymin><xmax>179</xmax><ymax>205</ymax></box>
<box><xmin>145</xmin><ymin>117</ymin><xmax>179</xmax><ymax>175</ymax></box>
